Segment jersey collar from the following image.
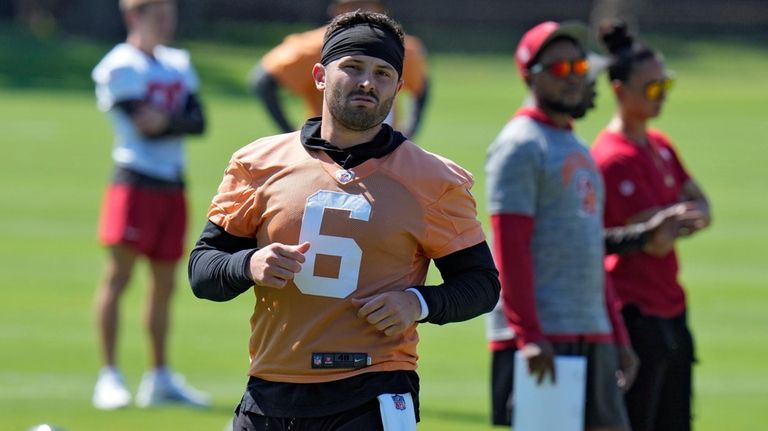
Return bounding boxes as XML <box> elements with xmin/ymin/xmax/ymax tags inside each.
<box><xmin>300</xmin><ymin>118</ymin><xmax>406</xmax><ymax>169</ymax></box>
<box><xmin>514</xmin><ymin>106</ymin><xmax>573</xmax><ymax>130</ymax></box>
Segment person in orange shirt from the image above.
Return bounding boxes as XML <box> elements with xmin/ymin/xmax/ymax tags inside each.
<box><xmin>249</xmin><ymin>0</ymin><xmax>429</xmax><ymax>138</ymax></box>
<box><xmin>190</xmin><ymin>10</ymin><xmax>498</xmax><ymax>430</ymax></box>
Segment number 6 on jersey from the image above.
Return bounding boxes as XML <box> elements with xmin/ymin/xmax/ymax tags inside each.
<box><xmin>294</xmin><ymin>191</ymin><xmax>371</xmax><ymax>298</ymax></box>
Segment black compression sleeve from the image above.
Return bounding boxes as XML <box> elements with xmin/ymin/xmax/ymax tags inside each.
<box><xmin>163</xmin><ymin>93</ymin><xmax>205</xmax><ymax>136</ymax></box>
<box><xmin>113</xmin><ymin>99</ymin><xmax>141</xmax><ymax>115</ymax></box>
<box><xmin>604</xmin><ymin>223</ymin><xmax>651</xmax><ymax>255</ymax></box>
<box><xmin>405</xmin><ymin>80</ymin><xmax>429</xmax><ymax>138</ymax></box>
<box><xmin>188</xmin><ymin>221</ymin><xmax>257</xmax><ymax>301</ymax></box>
<box><xmin>412</xmin><ymin>241</ymin><xmax>500</xmax><ymax>325</ymax></box>
<box><xmin>250</xmin><ymin>65</ymin><xmax>294</xmax><ymax>133</ymax></box>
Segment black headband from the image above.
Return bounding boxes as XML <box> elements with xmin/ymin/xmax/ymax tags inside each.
<box><xmin>321</xmin><ymin>23</ymin><xmax>404</xmax><ymax>77</ymax></box>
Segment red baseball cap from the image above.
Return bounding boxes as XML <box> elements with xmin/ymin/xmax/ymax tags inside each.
<box><xmin>515</xmin><ymin>21</ymin><xmax>588</xmax><ymax>77</ymax></box>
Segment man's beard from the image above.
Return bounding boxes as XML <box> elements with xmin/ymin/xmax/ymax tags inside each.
<box><xmin>570</xmin><ymin>85</ymin><xmax>597</xmax><ymax>120</ymax></box>
<box><xmin>539</xmin><ymin>96</ymin><xmax>584</xmax><ymax>117</ymax></box>
<box><xmin>327</xmin><ymin>86</ymin><xmax>395</xmax><ymax>131</ymax></box>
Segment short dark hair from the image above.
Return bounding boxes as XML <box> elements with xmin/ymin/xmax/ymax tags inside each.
<box><xmin>324</xmin><ymin>10</ymin><xmax>405</xmax><ymax>47</ymax></box>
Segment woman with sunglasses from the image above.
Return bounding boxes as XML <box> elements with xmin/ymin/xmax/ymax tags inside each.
<box><xmin>591</xmin><ymin>20</ymin><xmax>711</xmax><ymax>431</ymax></box>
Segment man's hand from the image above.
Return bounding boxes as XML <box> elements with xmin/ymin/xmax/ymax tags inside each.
<box><xmin>644</xmin><ymin>202</ymin><xmax>710</xmax><ymax>256</ymax></box>
<box><xmin>616</xmin><ymin>345</ymin><xmax>639</xmax><ymax>391</ymax></box>
<box><xmin>643</xmin><ymin>204</ymin><xmax>685</xmax><ymax>256</ymax></box>
<box><xmin>520</xmin><ymin>340</ymin><xmax>556</xmax><ymax>385</ymax></box>
<box><xmin>351</xmin><ymin>291</ymin><xmax>422</xmax><ymax>337</ymax></box>
<box><xmin>247</xmin><ymin>242</ymin><xmax>310</xmax><ymax>288</ymax></box>
<box><xmin>675</xmin><ymin>200</ymin><xmax>711</xmax><ymax>237</ymax></box>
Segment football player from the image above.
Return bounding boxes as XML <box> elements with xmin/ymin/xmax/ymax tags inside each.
<box><xmin>249</xmin><ymin>0</ymin><xmax>429</xmax><ymax>138</ymax></box>
<box><xmin>190</xmin><ymin>10</ymin><xmax>499</xmax><ymax>430</ymax></box>
<box><xmin>91</xmin><ymin>0</ymin><xmax>209</xmax><ymax>410</ymax></box>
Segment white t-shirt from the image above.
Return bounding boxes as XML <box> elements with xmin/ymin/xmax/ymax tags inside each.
<box><xmin>93</xmin><ymin>43</ymin><xmax>199</xmax><ymax>181</ymax></box>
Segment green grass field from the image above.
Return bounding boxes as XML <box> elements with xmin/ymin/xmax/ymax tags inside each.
<box><xmin>1</xmin><ymin>27</ymin><xmax>767</xmax><ymax>430</ymax></box>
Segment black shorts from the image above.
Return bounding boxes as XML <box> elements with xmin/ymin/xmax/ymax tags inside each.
<box><xmin>622</xmin><ymin>305</ymin><xmax>695</xmax><ymax>431</ymax></box>
<box><xmin>490</xmin><ymin>347</ymin><xmax>516</xmax><ymax>426</ymax></box>
<box><xmin>233</xmin><ymin>397</ymin><xmax>384</xmax><ymax>431</ymax></box>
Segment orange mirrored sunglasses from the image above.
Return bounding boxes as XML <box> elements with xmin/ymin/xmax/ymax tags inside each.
<box><xmin>529</xmin><ymin>58</ymin><xmax>590</xmax><ymax>78</ymax></box>
<box><xmin>644</xmin><ymin>77</ymin><xmax>675</xmax><ymax>101</ymax></box>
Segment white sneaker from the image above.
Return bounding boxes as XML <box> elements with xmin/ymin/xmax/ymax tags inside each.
<box><xmin>135</xmin><ymin>369</ymin><xmax>211</xmax><ymax>408</ymax></box>
<box><xmin>92</xmin><ymin>367</ymin><xmax>131</xmax><ymax>410</ymax></box>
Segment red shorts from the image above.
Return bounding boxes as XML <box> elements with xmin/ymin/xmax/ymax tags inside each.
<box><xmin>98</xmin><ymin>183</ymin><xmax>187</xmax><ymax>261</ymax></box>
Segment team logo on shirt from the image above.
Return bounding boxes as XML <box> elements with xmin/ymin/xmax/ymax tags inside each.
<box><xmin>562</xmin><ymin>153</ymin><xmax>599</xmax><ymax>217</ymax></box>
<box><xmin>619</xmin><ymin>180</ymin><xmax>635</xmax><ymax>196</ymax></box>
<box><xmin>334</xmin><ymin>169</ymin><xmax>356</xmax><ymax>185</ymax></box>
<box><xmin>392</xmin><ymin>394</ymin><xmax>407</xmax><ymax>411</ymax></box>
<box><xmin>659</xmin><ymin>147</ymin><xmax>672</xmax><ymax>161</ymax></box>
<box><xmin>576</xmin><ymin>175</ymin><xmax>597</xmax><ymax>216</ymax></box>
<box><xmin>146</xmin><ymin>80</ymin><xmax>184</xmax><ymax>111</ymax></box>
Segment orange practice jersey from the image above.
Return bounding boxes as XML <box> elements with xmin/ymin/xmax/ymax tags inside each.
<box><xmin>208</xmin><ymin>132</ymin><xmax>484</xmax><ymax>384</ymax></box>
<box><xmin>261</xmin><ymin>27</ymin><xmax>428</xmax><ymax>120</ymax></box>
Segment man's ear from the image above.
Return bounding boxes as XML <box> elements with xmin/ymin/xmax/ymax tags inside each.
<box><xmin>611</xmin><ymin>79</ymin><xmax>624</xmax><ymax>100</ymax></box>
<box><xmin>312</xmin><ymin>63</ymin><xmax>326</xmax><ymax>90</ymax></box>
<box><xmin>123</xmin><ymin>9</ymin><xmax>138</xmax><ymax>30</ymax></box>
<box><xmin>523</xmin><ymin>71</ymin><xmax>534</xmax><ymax>90</ymax></box>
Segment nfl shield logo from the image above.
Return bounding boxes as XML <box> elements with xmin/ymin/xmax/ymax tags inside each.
<box><xmin>392</xmin><ymin>394</ymin><xmax>406</xmax><ymax>411</ymax></box>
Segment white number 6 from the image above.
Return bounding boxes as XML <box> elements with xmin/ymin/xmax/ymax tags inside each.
<box><xmin>294</xmin><ymin>191</ymin><xmax>371</xmax><ymax>298</ymax></box>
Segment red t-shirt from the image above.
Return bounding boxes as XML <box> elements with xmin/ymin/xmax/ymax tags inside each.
<box><xmin>591</xmin><ymin>129</ymin><xmax>691</xmax><ymax>318</ymax></box>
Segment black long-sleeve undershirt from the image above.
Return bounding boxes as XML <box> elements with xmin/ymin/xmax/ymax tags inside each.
<box><xmin>250</xmin><ymin>66</ymin><xmax>294</xmax><ymax>133</ymax></box>
<box><xmin>413</xmin><ymin>240</ymin><xmax>500</xmax><ymax>324</ymax></box>
<box><xmin>405</xmin><ymin>80</ymin><xmax>429</xmax><ymax>138</ymax></box>
<box><xmin>604</xmin><ymin>223</ymin><xmax>651</xmax><ymax>255</ymax></box>
<box><xmin>188</xmin><ymin>222</ymin><xmax>257</xmax><ymax>302</ymax></box>
<box><xmin>114</xmin><ymin>93</ymin><xmax>206</xmax><ymax>138</ymax></box>
<box><xmin>188</xmin><ymin>221</ymin><xmax>500</xmax><ymax>324</ymax></box>
<box><xmin>164</xmin><ymin>93</ymin><xmax>205</xmax><ymax>136</ymax></box>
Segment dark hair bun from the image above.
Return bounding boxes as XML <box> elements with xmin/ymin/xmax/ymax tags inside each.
<box><xmin>599</xmin><ymin>19</ymin><xmax>634</xmax><ymax>55</ymax></box>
